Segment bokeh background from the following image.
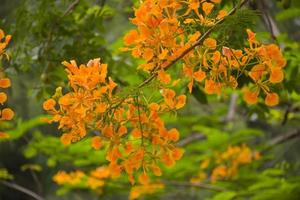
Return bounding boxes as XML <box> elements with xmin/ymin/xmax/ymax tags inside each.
<box><xmin>1</xmin><ymin>0</ymin><xmax>300</xmax><ymax>199</ymax></box>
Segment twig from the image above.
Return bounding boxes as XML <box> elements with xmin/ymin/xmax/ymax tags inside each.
<box><xmin>281</xmin><ymin>104</ymin><xmax>291</xmax><ymax>126</ymax></box>
<box><xmin>224</xmin><ymin>93</ymin><xmax>238</xmax><ymax>123</ymax></box>
<box><xmin>268</xmin><ymin>129</ymin><xmax>300</xmax><ymax>147</ymax></box>
<box><xmin>30</xmin><ymin>170</ymin><xmax>43</xmax><ymax>195</ymax></box>
<box><xmin>138</xmin><ymin>0</ymin><xmax>250</xmax><ymax>88</ymax></box>
<box><xmin>176</xmin><ymin>133</ymin><xmax>206</xmax><ymax>147</ymax></box>
<box><xmin>62</xmin><ymin>0</ymin><xmax>80</xmax><ymax>17</ymax></box>
<box><xmin>262</xmin><ymin>129</ymin><xmax>300</xmax><ymax>153</ymax></box>
<box><xmin>257</xmin><ymin>0</ymin><xmax>278</xmax><ymax>41</ymax></box>
<box><xmin>0</xmin><ymin>180</ymin><xmax>45</xmax><ymax>200</ymax></box>
<box><xmin>163</xmin><ymin>180</ymin><xmax>227</xmax><ymax>192</ymax></box>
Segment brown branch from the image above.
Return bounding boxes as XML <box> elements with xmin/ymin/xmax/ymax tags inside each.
<box><xmin>281</xmin><ymin>104</ymin><xmax>292</xmax><ymax>126</ymax></box>
<box><xmin>163</xmin><ymin>180</ymin><xmax>227</xmax><ymax>192</ymax></box>
<box><xmin>62</xmin><ymin>0</ymin><xmax>80</xmax><ymax>17</ymax></box>
<box><xmin>257</xmin><ymin>0</ymin><xmax>279</xmax><ymax>41</ymax></box>
<box><xmin>176</xmin><ymin>133</ymin><xmax>206</xmax><ymax>147</ymax></box>
<box><xmin>262</xmin><ymin>129</ymin><xmax>300</xmax><ymax>153</ymax></box>
<box><xmin>138</xmin><ymin>0</ymin><xmax>250</xmax><ymax>88</ymax></box>
<box><xmin>0</xmin><ymin>180</ymin><xmax>45</xmax><ymax>200</ymax></box>
<box><xmin>268</xmin><ymin>129</ymin><xmax>300</xmax><ymax>147</ymax></box>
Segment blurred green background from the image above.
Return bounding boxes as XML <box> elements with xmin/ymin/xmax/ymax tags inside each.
<box><xmin>1</xmin><ymin>0</ymin><xmax>300</xmax><ymax>199</ymax></box>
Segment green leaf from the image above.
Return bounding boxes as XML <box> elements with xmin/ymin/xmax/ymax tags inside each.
<box><xmin>210</xmin><ymin>191</ymin><xmax>236</xmax><ymax>200</ymax></box>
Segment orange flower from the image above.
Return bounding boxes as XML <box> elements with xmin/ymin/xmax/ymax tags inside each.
<box><xmin>211</xmin><ymin>165</ymin><xmax>227</xmax><ymax>183</ymax></box>
<box><xmin>200</xmin><ymin>159</ymin><xmax>210</xmax><ymax>169</ymax></box>
<box><xmin>138</xmin><ymin>172</ymin><xmax>150</xmax><ymax>185</ymax></box>
<box><xmin>162</xmin><ymin>89</ymin><xmax>176</xmax><ymax>107</ymax></box>
<box><xmin>87</xmin><ymin>177</ymin><xmax>105</xmax><ymax>189</ymax></box>
<box><xmin>143</xmin><ymin>48</ymin><xmax>154</xmax><ymax>62</ymax></box>
<box><xmin>95</xmin><ymin>102</ymin><xmax>107</xmax><ymax>113</ymax></box>
<box><xmin>53</xmin><ymin>171</ymin><xmax>71</xmax><ymax>185</ymax></box>
<box><xmin>158</xmin><ymin>49</ymin><xmax>168</xmax><ymax>60</ymax></box>
<box><xmin>124</xmin><ymin>142</ymin><xmax>134</xmax><ymax>155</ymax></box>
<box><xmin>108</xmin><ymin>162</ymin><xmax>121</xmax><ymax>178</ymax></box>
<box><xmin>243</xmin><ymin>89</ymin><xmax>258</xmax><ymax>105</ymax></box>
<box><xmin>249</xmin><ymin>64</ymin><xmax>265</xmax><ymax>81</ymax></box>
<box><xmin>246</xmin><ymin>29</ymin><xmax>256</xmax><ymax>48</ymax></box>
<box><xmin>172</xmin><ymin>148</ymin><xmax>184</xmax><ymax>160</ymax></box>
<box><xmin>188</xmin><ymin>31</ymin><xmax>201</xmax><ymax>43</ymax></box>
<box><xmin>158</xmin><ymin>70</ymin><xmax>171</xmax><ymax>84</ymax></box>
<box><xmin>91</xmin><ymin>136</ymin><xmax>102</xmax><ymax>150</ymax></box>
<box><xmin>193</xmin><ymin>69</ymin><xmax>206</xmax><ymax>82</ymax></box>
<box><xmin>43</xmin><ymin>99</ymin><xmax>56</xmax><ymax>111</ymax></box>
<box><xmin>161</xmin><ymin>154</ymin><xmax>175</xmax><ymax>167</ymax></box>
<box><xmin>175</xmin><ymin>95</ymin><xmax>186</xmax><ymax>109</ymax></box>
<box><xmin>0</xmin><ymin>132</ymin><xmax>10</xmax><ymax>139</ymax></box>
<box><xmin>0</xmin><ymin>29</ymin><xmax>11</xmax><ymax>54</ymax></box>
<box><xmin>132</xmin><ymin>128</ymin><xmax>142</xmax><ymax>138</ymax></box>
<box><xmin>0</xmin><ymin>92</ymin><xmax>7</xmax><ymax>104</ymax></box>
<box><xmin>151</xmin><ymin>164</ymin><xmax>162</xmax><ymax>176</ymax></box>
<box><xmin>217</xmin><ymin>10</ymin><xmax>227</xmax><ymax>19</ymax></box>
<box><xmin>265</xmin><ymin>92</ymin><xmax>279</xmax><ymax>107</ymax></box>
<box><xmin>60</xmin><ymin>133</ymin><xmax>73</xmax><ymax>145</ymax></box>
<box><xmin>0</xmin><ymin>78</ymin><xmax>11</xmax><ymax>88</ymax></box>
<box><xmin>124</xmin><ymin>30</ymin><xmax>139</xmax><ymax>45</ymax></box>
<box><xmin>211</xmin><ymin>51</ymin><xmax>221</xmax><ymax>64</ymax></box>
<box><xmin>203</xmin><ymin>38</ymin><xmax>217</xmax><ymax>49</ymax></box>
<box><xmin>167</xmin><ymin>128</ymin><xmax>179</xmax><ymax>142</ymax></box>
<box><xmin>269</xmin><ymin>67</ymin><xmax>284</xmax><ymax>83</ymax></box>
<box><xmin>204</xmin><ymin>79</ymin><xmax>221</xmax><ymax>95</ymax></box>
<box><xmin>202</xmin><ymin>2</ymin><xmax>214</xmax><ymax>16</ymax></box>
<box><xmin>1</xmin><ymin>108</ymin><xmax>14</xmax><ymax>120</ymax></box>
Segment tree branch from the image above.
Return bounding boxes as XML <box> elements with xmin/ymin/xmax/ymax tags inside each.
<box><xmin>268</xmin><ymin>129</ymin><xmax>300</xmax><ymax>147</ymax></box>
<box><xmin>138</xmin><ymin>0</ymin><xmax>250</xmax><ymax>88</ymax></box>
<box><xmin>176</xmin><ymin>133</ymin><xmax>206</xmax><ymax>147</ymax></box>
<box><xmin>62</xmin><ymin>0</ymin><xmax>80</xmax><ymax>17</ymax></box>
<box><xmin>224</xmin><ymin>93</ymin><xmax>238</xmax><ymax>123</ymax></box>
<box><xmin>163</xmin><ymin>180</ymin><xmax>227</xmax><ymax>192</ymax></box>
<box><xmin>0</xmin><ymin>180</ymin><xmax>45</xmax><ymax>200</ymax></box>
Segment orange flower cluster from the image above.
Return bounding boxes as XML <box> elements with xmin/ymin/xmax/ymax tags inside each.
<box><xmin>183</xmin><ymin>29</ymin><xmax>285</xmax><ymax>106</ymax></box>
<box><xmin>122</xmin><ymin>0</ymin><xmax>203</xmax><ymax>76</ymax></box>
<box><xmin>53</xmin><ymin>166</ymin><xmax>111</xmax><ymax>191</ymax></box>
<box><xmin>46</xmin><ymin>0</ymin><xmax>286</xmax><ymax>187</ymax></box>
<box><xmin>129</xmin><ymin>182</ymin><xmax>164</xmax><ymax>200</ymax></box>
<box><xmin>183</xmin><ymin>0</ymin><xmax>226</xmax><ymax>26</ymax></box>
<box><xmin>44</xmin><ymin>59</ymin><xmax>185</xmax><ymax>184</ymax></box>
<box><xmin>123</xmin><ymin>1</ymin><xmax>286</xmax><ymax>106</ymax></box>
<box><xmin>0</xmin><ymin>29</ymin><xmax>11</xmax><ymax>56</ymax></box>
<box><xmin>242</xmin><ymin>29</ymin><xmax>286</xmax><ymax>106</ymax></box>
<box><xmin>43</xmin><ymin>58</ymin><xmax>117</xmax><ymax>145</ymax></box>
<box><xmin>53</xmin><ymin>166</ymin><xmax>164</xmax><ymax>199</ymax></box>
<box><xmin>191</xmin><ymin>144</ymin><xmax>261</xmax><ymax>184</ymax></box>
<box><xmin>0</xmin><ymin>29</ymin><xmax>14</xmax><ymax>139</ymax></box>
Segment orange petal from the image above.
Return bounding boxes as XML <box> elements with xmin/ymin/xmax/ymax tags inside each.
<box><xmin>269</xmin><ymin>67</ymin><xmax>284</xmax><ymax>83</ymax></box>
<box><xmin>43</xmin><ymin>99</ymin><xmax>56</xmax><ymax>111</ymax></box>
<box><xmin>243</xmin><ymin>89</ymin><xmax>258</xmax><ymax>105</ymax></box>
<box><xmin>0</xmin><ymin>92</ymin><xmax>7</xmax><ymax>104</ymax></box>
<box><xmin>168</xmin><ymin>128</ymin><xmax>180</xmax><ymax>142</ymax></box>
<box><xmin>91</xmin><ymin>136</ymin><xmax>102</xmax><ymax>150</ymax></box>
<box><xmin>138</xmin><ymin>172</ymin><xmax>149</xmax><ymax>185</ymax></box>
<box><xmin>265</xmin><ymin>92</ymin><xmax>279</xmax><ymax>107</ymax></box>
<box><xmin>1</xmin><ymin>108</ymin><xmax>14</xmax><ymax>120</ymax></box>
<box><xmin>194</xmin><ymin>70</ymin><xmax>206</xmax><ymax>82</ymax></box>
<box><xmin>0</xmin><ymin>78</ymin><xmax>11</xmax><ymax>88</ymax></box>
<box><xmin>203</xmin><ymin>38</ymin><xmax>217</xmax><ymax>49</ymax></box>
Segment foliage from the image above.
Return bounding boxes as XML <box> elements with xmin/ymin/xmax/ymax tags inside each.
<box><xmin>1</xmin><ymin>0</ymin><xmax>300</xmax><ymax>200</ymax></box>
